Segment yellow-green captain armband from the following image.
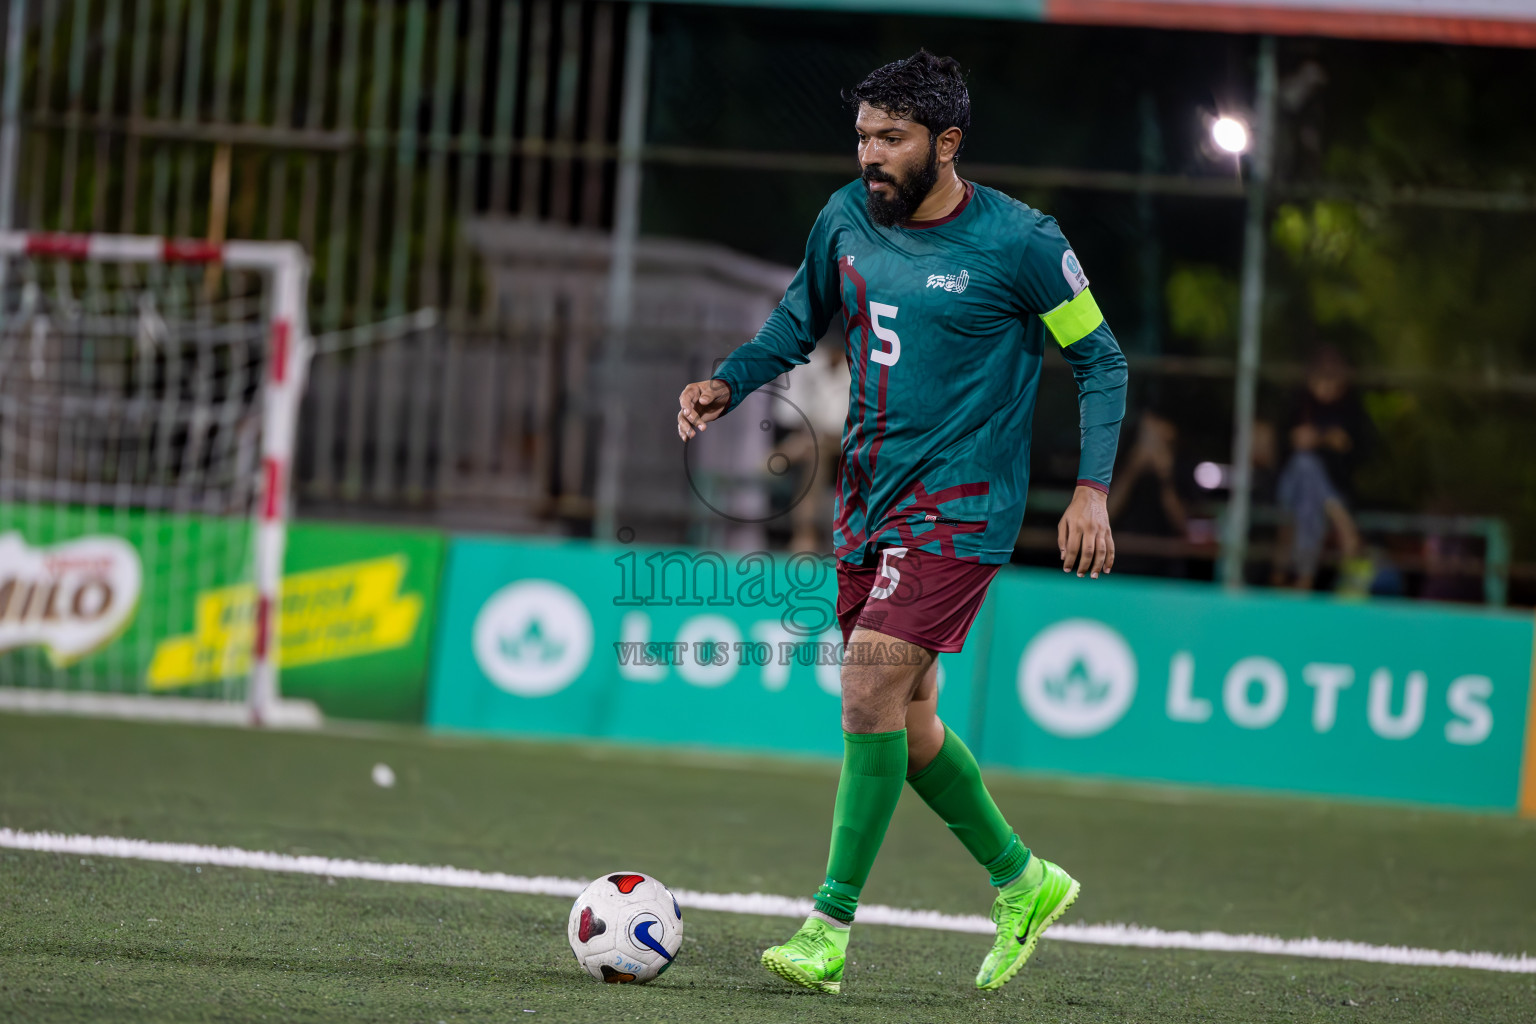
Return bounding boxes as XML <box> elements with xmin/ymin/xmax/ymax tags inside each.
<box><xmin>1039</xmin><ymin>288</ymin><xmax>1104</xmax><ymax>348</ymax></box>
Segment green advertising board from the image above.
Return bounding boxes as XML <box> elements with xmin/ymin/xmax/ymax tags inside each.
<box><xmin>230</xmin><ymin>522</ymin><xmax>444</xmax><ymax>721</ymax></box>
<box><xmin>426</xmin><ymin>536</ymin><xmax>987</xmax><ymax>756</ymax></box>
<box><xmin>426</xmin><ymin>536</ymin><xmax>1534</xmax><ymax>810</ymax></box>
<box><xmin>0</xmin><ymin>505</ymin><xmax>444</xmax><ymax>722</ymax></box>
<box><xmin>275</xmin><ymin>523</ymin><xmax>444</xmax><ymax>722</ymax></box>
<box><xmin>0</xmin><ymin>502</ymin><xmax>251</xmax><ymax>698</ymax></box>
<box><xmin>978</xmin><ymin>573</ymin><xmax>1534</xmax><ymax>810</ymax></box>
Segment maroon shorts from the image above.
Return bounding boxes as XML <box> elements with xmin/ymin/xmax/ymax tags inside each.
<box><xmin>836</xmin><ymin>545</ymin><xmax>1000</xmax><ymax>653</ymax></box>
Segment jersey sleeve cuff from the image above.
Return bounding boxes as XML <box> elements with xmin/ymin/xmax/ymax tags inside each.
<box><xmin>1076</xmin><ymin>478</ymin><xmax>1110</xmax><ymax>495</ymax></box>
<box><xmin>709</xmin><ymin>375</ymin><xmax>740</xmax><ymax>413</ymax></box>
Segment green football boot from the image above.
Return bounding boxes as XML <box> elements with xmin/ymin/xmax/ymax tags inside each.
<box><xmin>975</xmin><ymin>857</ymin><xmax>1080</xmax><ymax>991</ymax></box>
<box><xmin>761</xmin><ymin>914</ymin><xmax>849</xmax><ymax>994</ymax></box>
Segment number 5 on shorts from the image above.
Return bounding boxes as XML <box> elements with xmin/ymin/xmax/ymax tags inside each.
<box><xmin>869</xmin><ymin>547</ymin><xmax>908</xmax><ymax>600</ymax></box>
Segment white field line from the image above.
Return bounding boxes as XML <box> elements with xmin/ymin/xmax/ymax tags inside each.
<box><xmin>3</xmin><ymin>827</ymin><xmax>1533</xmax><ymax>975</ymax></box>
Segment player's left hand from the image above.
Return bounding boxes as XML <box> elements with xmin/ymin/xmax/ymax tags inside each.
<box><xmin>1058</xmin><ymin>485</ymin><xmax>1115</xmax><ymax>579</ymax></box>
<box><xmin>676</xmin><ymin>378</ymin><xmax>732</xmax><ymax>441</ymax></box>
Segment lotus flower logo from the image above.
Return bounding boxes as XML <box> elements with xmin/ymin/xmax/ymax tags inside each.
<box><xmin>500</xmin><ymin>617</ymin><xmax>565</xmax><ymax>665</ymax></box>
<box><xmin>472</xmin><ymin>580</ymin><xmax>592</xmax><ymax>697</ymax></box>
<box><xmin>1043</xmin><ymin>656</ymin><xmax>1113</xmax><ymax>706</ymax></box>
<box><xmin>1018</xmin><ymin>619</ymin><xmax>1137</xmax><ymax>737</ymax></box>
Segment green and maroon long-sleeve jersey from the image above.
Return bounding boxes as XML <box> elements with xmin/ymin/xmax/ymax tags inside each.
<box><xmin>712</xmin><ymin>179</ymin><xmax>1128</xmax><ymax>566</ymax></box>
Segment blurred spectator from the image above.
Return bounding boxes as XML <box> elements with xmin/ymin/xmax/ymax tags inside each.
<box><xmin>1108</xmin><ymin>409</ymin><xmax>1189</xmax><ymax>577</ymax></box>
<box><xmin>1249</xmin><ymin>419</ymin><xmax>1280</xmax><ymax>506</ymax></box>
<box><xmin>1274</xmin><ymin>348</ymin><xmax>1369</xmax><ymax>593</ymax></box>
<box><xmin>1366</xmin><ymin>545</ymin><xmax>1408</xmax><ymax>598</ymax></box>
<box><xmin>1421</xmin><ymin>502</ymin><xmax>1484</xmax><ymax>603</ymax></box>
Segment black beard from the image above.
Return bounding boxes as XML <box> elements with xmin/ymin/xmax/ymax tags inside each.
<box><xmin>862</xmin><ymin>140</ymin><xmax>940</xmax><ymax>228</ymax></box>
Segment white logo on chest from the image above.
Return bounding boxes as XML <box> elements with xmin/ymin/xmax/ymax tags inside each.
<box><xmin>925</xmin><ymin>270</ymin><xmax>969</xmax><ymax>294</ymax></box>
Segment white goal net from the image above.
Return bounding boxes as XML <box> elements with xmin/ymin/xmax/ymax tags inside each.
<box><xmin>0</xmin><ymin>234</ymin><xmax>315</xmax><ymax>726</ymax></box>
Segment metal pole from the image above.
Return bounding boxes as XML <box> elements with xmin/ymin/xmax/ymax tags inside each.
<box><xmin>0</xmin><ymin>0</ymin><xmax>25</xmax><ymax>343</ymax></box>
<box><xmin>1137</xmin><ymin>92</ymin><xmax>1163</xmax><ymax>361</ymax></box>
<box><xmin>1221</xmin><ymin>35</ymin><xmax>1278</xmax><ymax>590</ymax></box>
<box><xmin>0</xmin><ymin>0</ymin><xmax>26</xmax><ymax>233</ymax></box>
<box><xmin>594</xmin><ymin>1</ymin><xmax>650</xmax><ymax>543</ymax></box>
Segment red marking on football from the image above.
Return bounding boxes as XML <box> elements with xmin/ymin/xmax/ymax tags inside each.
<box><xmin>577</xmin><ymin>906</ymin><xmax>606</xmax><ymax>943</ymax></box>
<box><xmin>607</xmin><ymin>873</ymin><xmax>645</xmax><ymax>894</ymax></box>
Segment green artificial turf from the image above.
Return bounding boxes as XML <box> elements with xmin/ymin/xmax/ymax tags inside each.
<box><xmin>2</xmin><ymin>713</ymin><xmax>1534</xmax><ymax>1022</ymax></box>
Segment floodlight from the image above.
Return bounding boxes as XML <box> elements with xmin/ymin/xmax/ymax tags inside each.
<box><xmin>1211</xmin><ymin>116</ymin><xmax>1249</xmax><ymax>154</ymax></box>
<box><xmin>1194</xmin><ymin>461</ymin><xmax>1227</xmax><ymax>490</ymax></box>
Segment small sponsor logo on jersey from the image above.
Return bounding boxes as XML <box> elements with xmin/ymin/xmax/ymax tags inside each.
<box><xmin>925</xmin><ymin>270</ymin><xmax>969</xmax><ymax>294</ymax></box>
<box><xmin>1061</xmin><ymin>250</ymin><xmax>1089</xmax><ymax>296</ymax></box>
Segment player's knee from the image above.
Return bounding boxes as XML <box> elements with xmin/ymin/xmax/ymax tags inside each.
<box><xmin>841</xmin><ymin>701</ymin><xmax>887</xmax><ymax>734</ymax></box>
<box><xmin>839</xmin><ymin>663</ymin><xmax>912</xmax><ymax>733</ymax></box>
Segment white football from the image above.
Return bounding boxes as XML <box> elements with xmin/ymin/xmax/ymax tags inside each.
<box><xmin>567</xmin><ymin>871</ymin><xmax>684</xmax><ymax>983</ymax></box>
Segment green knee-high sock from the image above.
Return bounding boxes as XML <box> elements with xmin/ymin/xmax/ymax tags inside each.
<box><xmin>907</xmin><ymin>724</ymin><xmax>1032</xmax><ymax>887</ymax></box>
<box><xmin>811</xmin><ymin>729</ymin><xmax>908</xmax><ymax>923</ymax></box>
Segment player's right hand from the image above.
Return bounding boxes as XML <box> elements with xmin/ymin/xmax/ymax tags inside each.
<box><xmin>1058</xmin><ymin>485</ymin><xmax>1115</xmax><ymax>579</ymax></box>
<box><xmin>677</xmin><ymin>379</ymin><xmax>732</xmax><ymax>441</ymax></box>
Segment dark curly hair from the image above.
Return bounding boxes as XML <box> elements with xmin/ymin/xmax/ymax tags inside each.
<box><xmin>845</xmin><ymin>50</ymin><xmax>971</xmax><ymax>157</ymax></box>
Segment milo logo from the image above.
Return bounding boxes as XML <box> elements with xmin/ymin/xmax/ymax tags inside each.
<box><xmin>0</xmin><ymin>532</ymin><xmax>143</xmax><ymax>666</ymax></box>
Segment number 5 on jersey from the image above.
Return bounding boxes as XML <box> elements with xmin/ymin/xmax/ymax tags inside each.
<box><xmin>869</xmin><ymin>302</ymin><xmax>900</xmax><ymax>366</ymax></box>
<box><xmin>869</xmin><ymin>546</ymin><xmax>908</xmax><ymax>600</ymax></box>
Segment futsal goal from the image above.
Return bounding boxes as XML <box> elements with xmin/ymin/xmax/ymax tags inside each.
<box><xmin>0</xmin><ymin>233</ymin><xmax>318</xmax><ymax>726</ymax></box>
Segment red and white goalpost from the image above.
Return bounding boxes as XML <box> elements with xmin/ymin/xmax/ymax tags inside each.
<box><xmin>0</xmin><ymin>233</ymin><xmax>317</xmax><ymax>726</ymax></box>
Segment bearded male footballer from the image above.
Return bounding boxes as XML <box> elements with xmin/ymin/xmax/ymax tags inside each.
<box><xmin>676</xmin><ymin>51</ymin><xmax>1127</xmax><ymax>994</ymax></box>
